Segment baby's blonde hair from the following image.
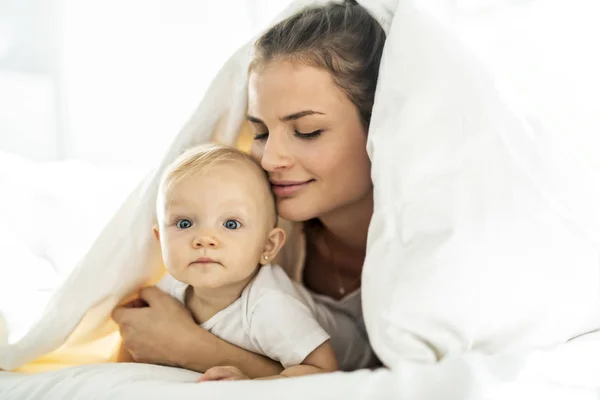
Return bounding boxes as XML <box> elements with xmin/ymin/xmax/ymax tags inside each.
<box><xmin>156</xmin><ymin>143</ymin><xmax>275</xmax><ymax>221</ymax></box>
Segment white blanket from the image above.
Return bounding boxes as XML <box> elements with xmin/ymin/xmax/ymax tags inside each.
<box><xmin>0</xmin><ymin>152</ymin><xmax>145</xmax><ymax>348</ymax></box>
<box><xmin>1</xmin><ymin>0</ymin><xmax>600</xmax><ymax>398</ymax></box>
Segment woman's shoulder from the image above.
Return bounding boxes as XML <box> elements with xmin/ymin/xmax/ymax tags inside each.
<box><xmin>273</xmin><ymin>218</ymin><xmax>306</xmax><ymax>283</ymax></box>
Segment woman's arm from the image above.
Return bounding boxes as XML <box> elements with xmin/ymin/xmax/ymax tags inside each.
<box><xmin>111</xmin><ymin>286</ymin><xmax>283</xmax><ymax>377</ymax></box>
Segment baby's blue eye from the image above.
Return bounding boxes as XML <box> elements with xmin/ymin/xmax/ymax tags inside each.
<box><xmin>176</xmin><ymin>219</ymin><xmax>193</xmax><ymax>229</ymax></box>
<box><xmin>224</xmin><ymin>220</ymin><xmax>241</xmax><ymax>230</ymax></box>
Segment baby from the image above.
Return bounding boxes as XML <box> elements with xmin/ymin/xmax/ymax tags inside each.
<box><xmin>149</xmin><ymin>143</ymin><xmax>337</xmax><ymax>380</ymax></box>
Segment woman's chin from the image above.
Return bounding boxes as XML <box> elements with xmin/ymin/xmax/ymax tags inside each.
<box><xmin>276</xmin><ymin>198</ymin><xmax>321</xmax><ymax>223</ymax></box>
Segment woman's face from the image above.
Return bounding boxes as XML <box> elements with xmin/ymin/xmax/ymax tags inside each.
<box><xmin>249</xmin><ymin>60</ymin><xmax>372</xmax><ymax>222</ymax></box>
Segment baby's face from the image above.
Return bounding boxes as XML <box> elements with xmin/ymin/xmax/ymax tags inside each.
<box><xmin>156</xmin><ymin>162</ymin><xmax>275</xmax><ymax>290</ymax></box>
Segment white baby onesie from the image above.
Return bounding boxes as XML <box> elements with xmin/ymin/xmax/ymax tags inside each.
<box><xmin>157</xmin><ymin>264</ymin><xmax>330</xmax><ymax>368</ymax></box>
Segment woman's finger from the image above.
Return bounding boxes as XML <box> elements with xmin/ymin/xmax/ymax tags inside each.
<box><xmin>123</xmin><ymin>298</ymin><xmax>148</xmax><ymax>308</ymax></box>
<box><xmin>111</xmin><ymin>306</ymin><xmax>127</xmax><ymax>324</ymax></box>
<box><xmin>112</xmin><ymin>292</ymin><xmax>151</xmax><ymax>324</ymax></box>
<box><xmin>111</xmin><ymin>304</ymin><xmax>146</xmax><ymax>325</ymax></box>
<box><xmin>137</xmin><ymin>286</ymin><xmax>168</xmax><ymax>306</ymax></box>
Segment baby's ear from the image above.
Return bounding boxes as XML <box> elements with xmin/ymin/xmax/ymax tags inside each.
<box><xmin>260</xmin><ymin>227</ymin><xmax>286</xmax><ymax>265</ymax></box>
<box><xmin>153</xmin><ymin>225</ymin><xmax>161</xmax><ymax>241</ymax></box>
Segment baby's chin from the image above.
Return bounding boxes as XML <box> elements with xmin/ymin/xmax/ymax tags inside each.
<box><xmin>177</xmin><ymin>268</ymin><xmax>217</xmax><ymax>285</ymax></box>
<box><xmin>167</xmin><ymin>267</ymin><xmax>206</xmax><ymax>286</ymax></box>
<box><xmin>185</xmin><ymin>277</ymin><xmax>223</xmax><ymax>291</ymax></box>
<box><xmin>184</xmin><ymin>269</ymin><xmax>244</xmax><ymax>289</ymax></box>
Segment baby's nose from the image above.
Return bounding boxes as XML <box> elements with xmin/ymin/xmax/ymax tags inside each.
<box><xmin>193</xmin><ymin>233</ymin><xmax>219</xmax><ymax>248</ymax></box>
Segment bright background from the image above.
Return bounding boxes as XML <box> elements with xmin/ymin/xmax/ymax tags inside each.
<box><xmin>0</xmin><ymin>1</ymin><xmax>291</xmax><ymax>343</ymax></box>
<box><xmin>0</xmin><ymin>0</ymin><xmax>288</xmax><ymax>168</ymax></box>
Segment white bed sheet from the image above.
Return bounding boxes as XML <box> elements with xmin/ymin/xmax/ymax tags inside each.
<box><xmin>1</xmin><ymin>331</ymin><xmax>599</xmax><ymax>400</ymax></box>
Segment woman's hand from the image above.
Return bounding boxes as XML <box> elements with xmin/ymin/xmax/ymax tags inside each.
<box><xmin>112</xmin><ymin>286</ymin><xmax>209</xmax><ymax>368</ymax></box>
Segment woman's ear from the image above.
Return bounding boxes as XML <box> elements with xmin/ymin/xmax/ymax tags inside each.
<box><xmin>153</xmin><ymin>225</ymin><xmax>161</xmax><ymax>242</ymax></box>
<box><xmin>260</xmin><ymin>227</ymin><xmax>286</xmax><ymax>265</ymax></box>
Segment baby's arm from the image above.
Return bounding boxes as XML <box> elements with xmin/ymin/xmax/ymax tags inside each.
<box><xmin>256</xmin><ymin>340</ymin><xmax>338</xmax><ymax>380</ymax></box>
<box><xmin>200</xmin><ymin>340</ymin><xmax>337</xmax><ymax>381</ymax></box>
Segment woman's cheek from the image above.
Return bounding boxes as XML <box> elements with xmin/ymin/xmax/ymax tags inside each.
<box><xmin>250</xmin><ymin>141</ymin><xmax>265</xmax><ymax>163</ymax></box>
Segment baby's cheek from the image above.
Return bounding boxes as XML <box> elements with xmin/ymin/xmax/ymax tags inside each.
<box><xmin>241</xmin><ymin>245</ymin><xmax>264</xmax><ymax>267</ymax></box>
<box><xmin>160</xmin><ymin>241</ymin><xmax>181</xmax><ymax>269</ymax></box>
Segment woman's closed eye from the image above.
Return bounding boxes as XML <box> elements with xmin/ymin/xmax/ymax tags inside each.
<box><xmin>253</xmin><ymin>132</ymin><xmax>269</xmax><ymax>141</ymax></box>
<box><xmin>253</xmin><ymin>129</ymin><xmax>322</xmax><ymax>141</ymax></box>
<box><xmin>294</xmin><ymin>129</ymin><xmax>322</xmax><ymax>139</ymax></box>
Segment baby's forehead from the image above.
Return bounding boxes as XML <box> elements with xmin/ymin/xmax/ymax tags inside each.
<box><xmin>214</xmin><ymin>161</ymin><xmax>276</xmax><ymax>221</ymax></box>
<box><xmin>166</xmin><ymin>160</ymin><xmax>275</xmax><ymax>217</ymax></box>
<box><xmin>204</xmin><ymin>159</ymin><xmax>269</xmax><ymax>191</ymax></box>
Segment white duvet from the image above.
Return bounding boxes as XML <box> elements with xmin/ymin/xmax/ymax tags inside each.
<box><xmin>1</xmin><ymin>0</ymin><xmax>600</xmax><ymax>398</ymax></box>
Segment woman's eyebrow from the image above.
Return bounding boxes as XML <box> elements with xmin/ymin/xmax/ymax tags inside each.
<box><xmin>247</xmin><ymin>115</ymin><xmax>264</xmax><ymax>124</ymax></box>
<box><xmin>281</xmin><ymin>110</ymin><xmax>325</xmax><ymax>121</ymax></box>
<box><xmin>247</xmin><ymin>110</ymin><xmax>325</xmax><ymax>124</ymax></box>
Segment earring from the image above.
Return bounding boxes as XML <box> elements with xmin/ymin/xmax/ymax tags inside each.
<box><xmin>263</xmin><ymin>256</ymin><xmax>268</xmax><ymax>261</ymax></box>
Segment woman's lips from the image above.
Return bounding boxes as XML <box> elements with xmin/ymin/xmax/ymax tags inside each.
<box><xmin>270</xmin><ymin>179</ymin><xmax>314</xmax><ymax>197</ymax></box>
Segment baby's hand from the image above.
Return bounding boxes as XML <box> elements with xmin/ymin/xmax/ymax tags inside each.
<box><xmin>198</xmin><ymin>366</ymin><xmax>249</xmax><ymax>382</ymax></box>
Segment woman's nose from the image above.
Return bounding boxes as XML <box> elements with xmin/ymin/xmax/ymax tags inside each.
<box><xmin>260</xmin><ymin>133</ymin><xmax>293</xmax><ymax>172</ymax></box>
<box><xmin>192</xmin><ymin>233</ymin><xmax>219</xmax><ymax>249</ymax></box>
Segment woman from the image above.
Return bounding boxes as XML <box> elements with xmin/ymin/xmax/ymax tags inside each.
<box><xmin>112</xmin><ymin>0</ymin><xmax>385</xmax><ymax>378</ymax></box>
